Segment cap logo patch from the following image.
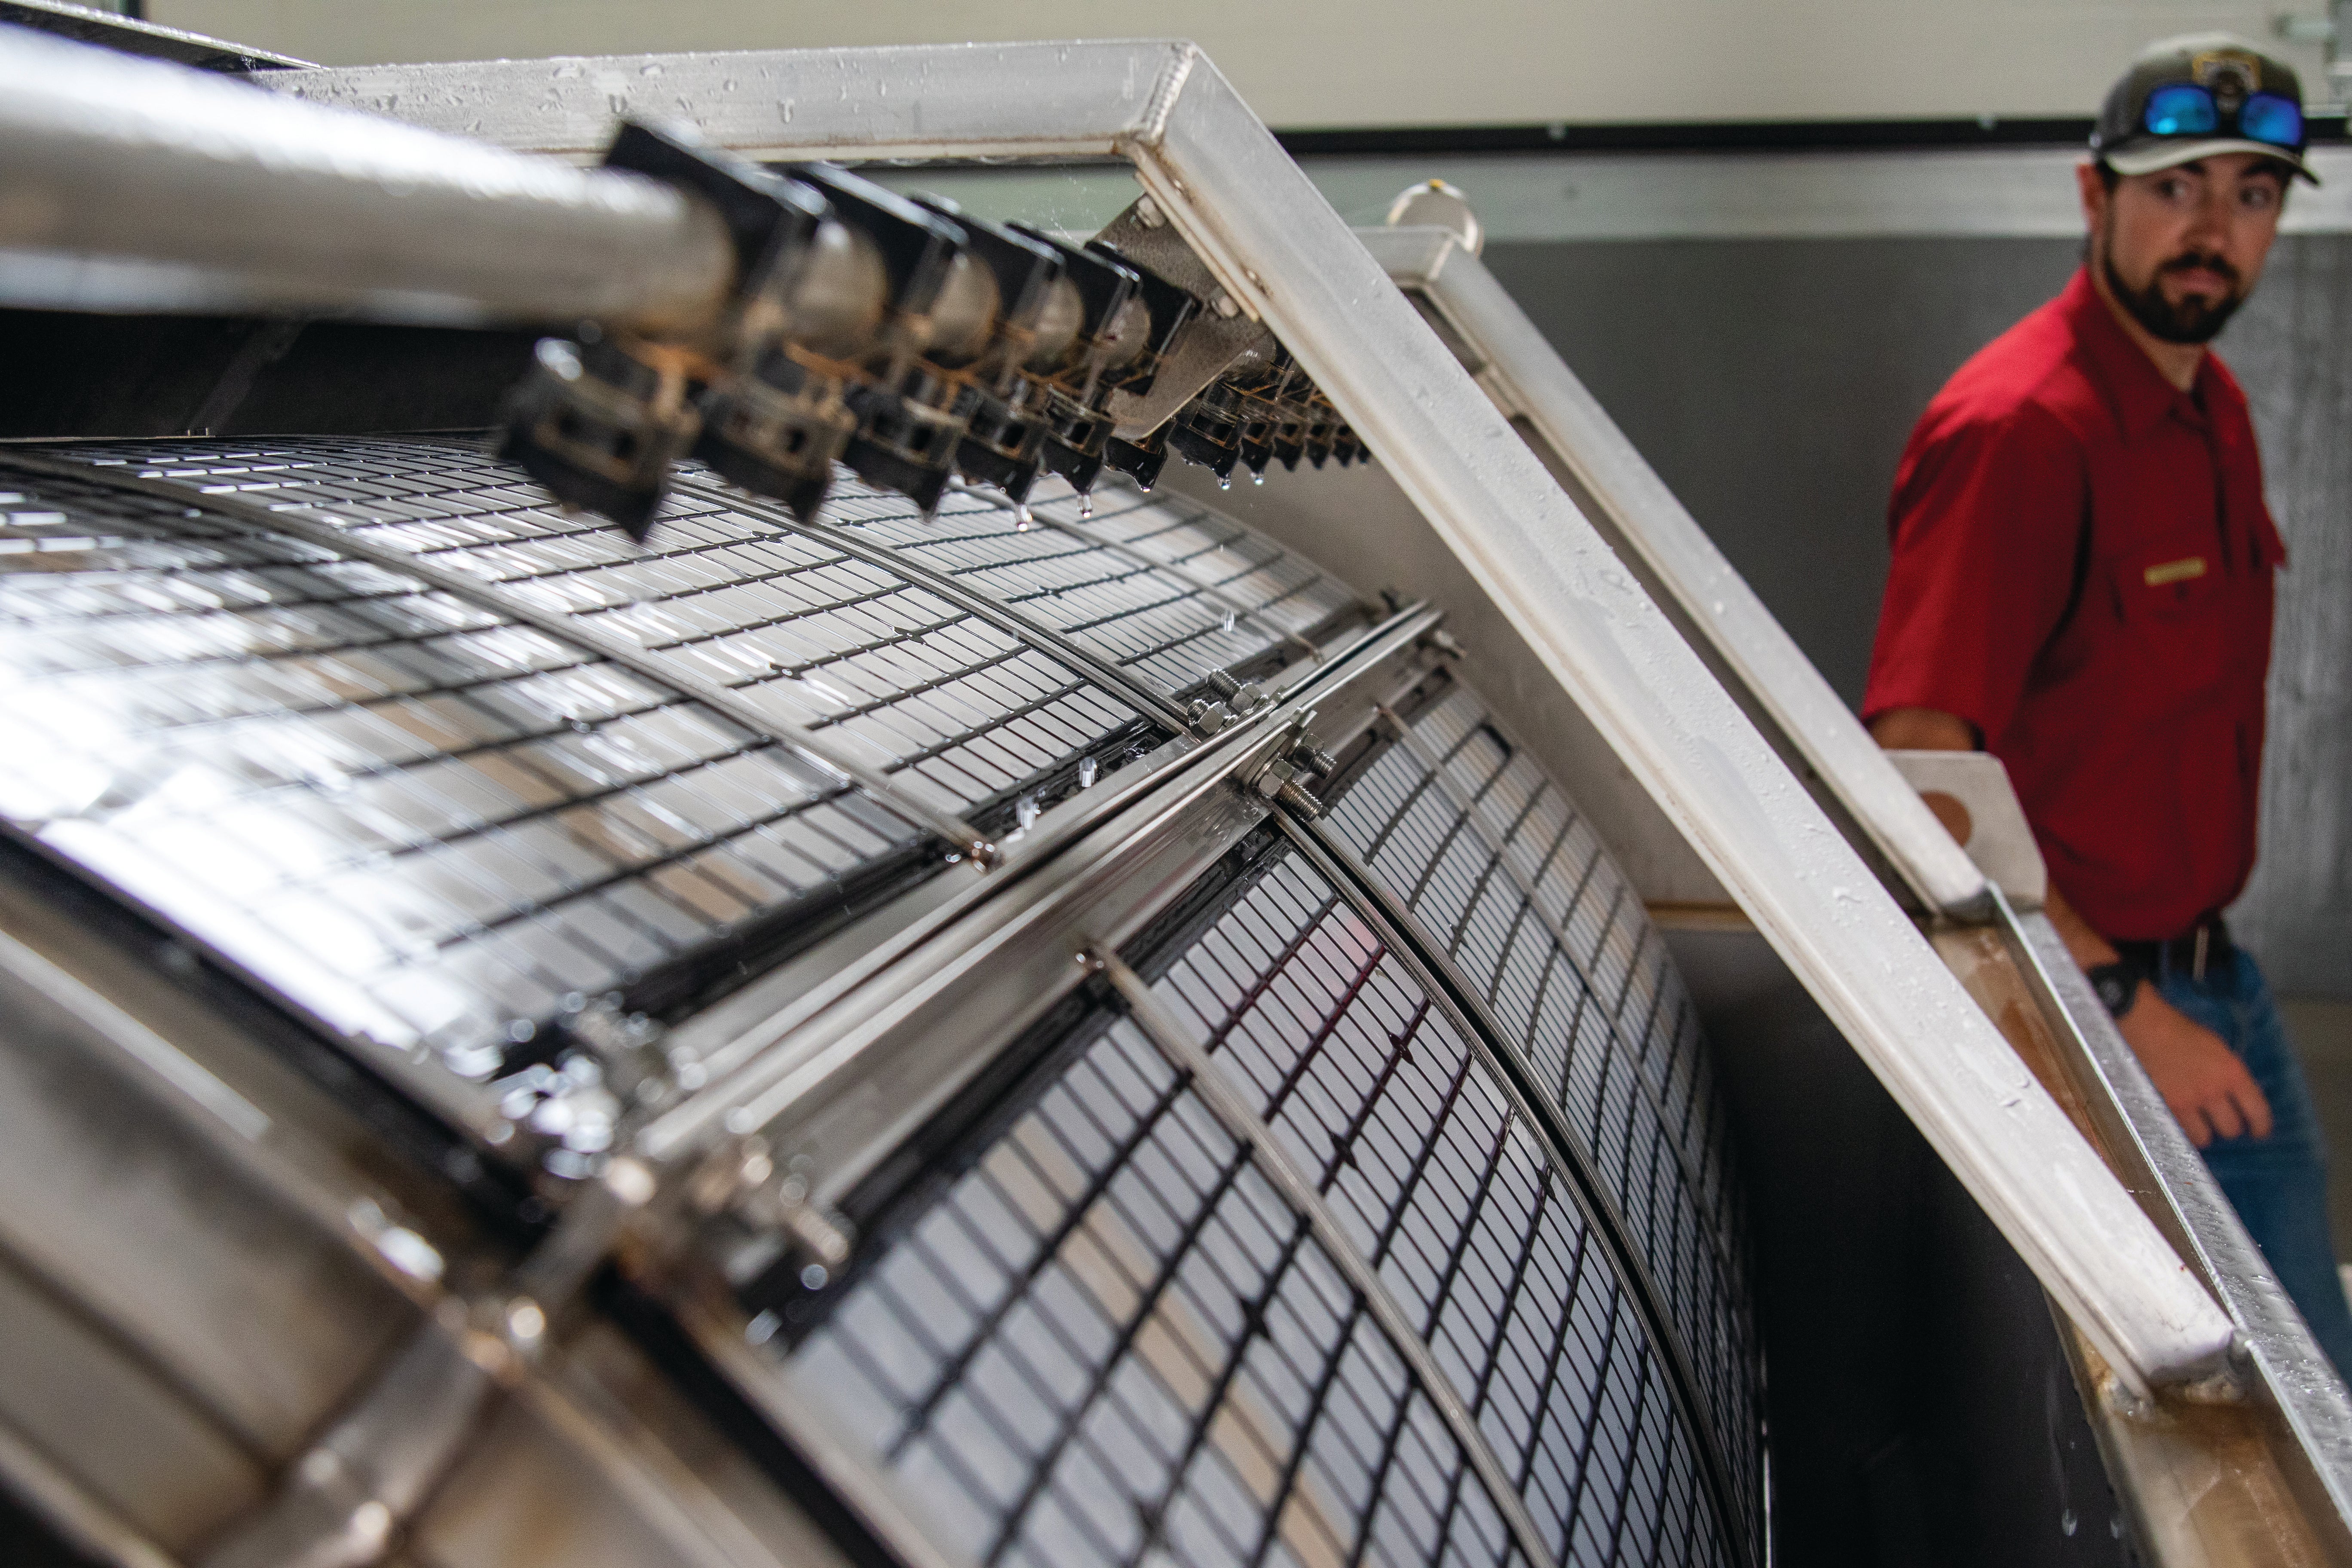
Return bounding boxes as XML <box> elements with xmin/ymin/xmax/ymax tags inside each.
<box><xmin>2191</xmin><ymin>49</ymin><xmax>2261</xmax><ymax>108</ymax></box>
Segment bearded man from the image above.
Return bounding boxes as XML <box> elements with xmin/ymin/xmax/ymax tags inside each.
<box><xmin>1862</xmin><ymin>34</ymin><xmax>2352</xmax><ymax>1373</ymax></box>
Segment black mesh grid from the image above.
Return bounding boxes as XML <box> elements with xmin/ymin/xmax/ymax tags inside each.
<box><xmin>55</xmin><ymin>440</ymin><xmax>1158</xmax><ymax>818</ymax></box>
<box><xmin>1319</xmin><ymin>685</ymin><xmax>1758</xmax><ymax>1534</ymax></box>
<box><xmin>0</xmin><ymin>460</ymin><xmax>919</xmax><ymax>1093</ymax></box>
<box><xmin>817</xmin><ymin>482</ymin><xmax>1362</xmax><ymax>698</ymax></box>
<box><xmin>789</xmin><ymin>842</ymin><xmax>1728</xmax><ymax>1568</ymax></box>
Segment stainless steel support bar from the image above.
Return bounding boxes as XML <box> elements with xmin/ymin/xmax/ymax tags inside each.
<box><xmin>1994</xmin><ymin>896</ymin><xmax>2352</xmax><ymax>1525</ymax></box>
<box><xmin>637</xmin><ymin>603</ymin><xmax>1445</xmax><ymax>1186</ymax></box>
<box><xmin>1361</xmin><ymin>223</ymin><xmax>1990</xmax><ymax>921</ymax></box>
<box><xmin>1091</xmin><ymin>946</ymin><xmax>1565</xmax><ymax>1568</ymax></box>
<box><xmin>0</xmin><ymin>24</ymin><xmax>733</xmax><ymax>328</ymax></box>
<box><xmin>0</xmin><ymin>1415</ymin><xmax>182</xmax><ymax>1568</ymax></box>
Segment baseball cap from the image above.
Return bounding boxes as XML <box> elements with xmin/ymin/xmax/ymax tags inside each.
<box><xmin>2090</xmin><ymin>32</ymin><xmax>2318</xmax><ymax>185</ymax></box>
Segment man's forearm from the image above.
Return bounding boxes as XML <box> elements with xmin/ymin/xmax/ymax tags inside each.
<box><xmin>2040</xmin><ymin>880</ymin><xmax>2121</xmax><ymax>971</ymax></box>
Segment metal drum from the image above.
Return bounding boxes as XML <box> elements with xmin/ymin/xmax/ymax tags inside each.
<box><xmin>0</xmin><ymin>437</ymin><xmax>1759</xmax><ymax>1568</ymax></box>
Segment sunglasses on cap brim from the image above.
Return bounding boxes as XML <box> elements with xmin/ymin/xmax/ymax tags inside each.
<box><xmin>2143</xmin><ymin>83</ymin><xmax>2305</xmax><ymax>148</ymax></box>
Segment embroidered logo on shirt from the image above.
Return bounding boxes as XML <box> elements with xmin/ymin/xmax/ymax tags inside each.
<box><xmin>2144</xmin><ymin>555</ymin><xmax>2208</xmax><ymax>587</ymax></box>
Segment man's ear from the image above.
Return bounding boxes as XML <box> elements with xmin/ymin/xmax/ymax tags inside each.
<box><xmin>2075</xmin><ymin>160</ymin><xmax>2108</xmax><ymax>233</ymax></box>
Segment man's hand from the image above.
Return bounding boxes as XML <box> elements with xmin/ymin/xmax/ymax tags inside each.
<box><xmin>1864</xmin><ymin>704</ymin><xmax>2270</xmax><ymax>1148</ymax></box>
<box><xmin>2119</xmin><ymin>986</ymin><xmax>2271</xmax><ymax>1146</ymax></box>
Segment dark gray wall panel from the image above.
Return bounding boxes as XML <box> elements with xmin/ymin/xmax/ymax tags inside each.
<box><xmin>1485</xmin><ymin>235</ymin><xmax>2350</xmax><ymax>996</ymax></box>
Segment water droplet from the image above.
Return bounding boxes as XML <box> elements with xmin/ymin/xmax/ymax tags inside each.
<box><xmin>2061</xmin><ymin>1509</ymin><xmax>2077</xmax><ymax>1537</ymax></box>
<box><xmin>1250</xmin><ymin>469</ymin><xmax>1265</xmax><ymax>486</ymax></box>
<box><xmin>1014</xmin><ymin>504</ymin><xmax>1033</xmax><ymax>532</ymax></box>
<box><xmin>1079</xmin><ymin>495</ymin><xmax>1093</xmax><ymax>519</ymax></box>
<box><xmin>1217</xmin><ymin>476</ymin><xmax>1232</xmax><ymax>490</ymax></box>
<box><xmin>1014</xmin><ymin>794</ymin><xmax>1040</xmax><ymax>833</ymax></box>
<box><xmin>1078</xmin><ymin>756</ymin><xmax>1098</xmax><ymax>788</ymax></box>
<box><xmin>1220</xmin><ymin>609</ymin><xmax>1237</xmax><ymax>633</ymax></box>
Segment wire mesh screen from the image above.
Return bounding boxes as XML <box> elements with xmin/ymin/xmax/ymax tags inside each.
<box><xmin>815</xmin><ymin>481</ymin><xmax>1363</xmax><ymax>699</ymax></box>
<box><xmin>787</xmin><ymin>840</ymin><xmax>1730</xmax><ymax>1568</ymax></box>
<box><xmin>0</xmin><ymin>459</ymin><xmax>943</xmax><ymax>1090</ymax></box>
<box><xmin>1319</xmin><ymin>685</ymin><xmax>1757</xmax><ymax>1533</ymax></box>
<box><xmin>53</xmin><ymin>439</ymin><xmax>1163</xmax><ymax>818</ymax></box>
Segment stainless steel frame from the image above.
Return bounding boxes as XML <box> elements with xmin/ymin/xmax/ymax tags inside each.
<box><xmin>258</xmin><ymin>37</ymin><xmax>2234</xmax><ymax>1398</ymax></box>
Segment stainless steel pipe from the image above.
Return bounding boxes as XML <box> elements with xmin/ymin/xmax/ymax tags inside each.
<box><xmin>0</xmin><ymin>24</ymin><xmax>735</xmax><ymax>328</ymax></box>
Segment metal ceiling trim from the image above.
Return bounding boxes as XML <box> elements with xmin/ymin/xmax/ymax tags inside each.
<box><xmin>1278</xmin><ymin>812</ymin><xmax>1755</xmax><ymax>1564</ymax></box>
<box><xmin>258</xmin><ymin>31</ymin><xmax>2236</xmax><ymax>1397</ymax></box>
<box><xmin>1092</xmin><ymin>945</ymin><xmax>1566</xmax><ymax>1568</ymax></box>
<box><xmin>669</xmin><ymin>473</ymin><xmax>1199</xmax><ymax>736</ymax></box>
<box><xmin>0</xmin><ymin>450</ymin><xmax>993</xmax><ymax>864</ymax></box>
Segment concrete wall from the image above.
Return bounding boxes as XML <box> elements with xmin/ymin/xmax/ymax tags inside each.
<box><xmin>1481</xmin><ymin>229</ymin><xmax>2352</xmax><ymax>995</ymax></box>
<box><xmin>150</xmin><ymin>0</ymin><xmax>2333</xmax><ymax>127</ymax></box>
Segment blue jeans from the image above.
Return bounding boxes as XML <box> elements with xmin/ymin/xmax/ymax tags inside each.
<box><xmin>2158</xmin><ymin>949</ymin><xmax>2352</xmax><ymax>1379</ymax></box>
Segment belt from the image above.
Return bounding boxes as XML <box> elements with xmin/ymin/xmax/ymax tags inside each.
<box><xmin>2113</xmin><ymin>916</ymin><xmax>2232</xmax><ymax>983</ymax></box>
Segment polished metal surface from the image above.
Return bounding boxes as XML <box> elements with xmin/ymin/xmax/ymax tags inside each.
<box><xmin>0</xmin><ymin>24</ymin><xmax>732</xmax><ymax>327</ymax></box>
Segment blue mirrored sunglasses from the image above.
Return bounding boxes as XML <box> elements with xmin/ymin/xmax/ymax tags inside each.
<box><xmin>2143</xmin><ymin>83</ymin><xmax>2305</xmax><ymax>148</ymax></box>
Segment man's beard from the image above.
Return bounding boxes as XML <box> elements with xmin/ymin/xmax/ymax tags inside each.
<box><xmin>2099</xmin><ymin>225</ymin><xmax>2246</xmax><ymax>345</ymax></box>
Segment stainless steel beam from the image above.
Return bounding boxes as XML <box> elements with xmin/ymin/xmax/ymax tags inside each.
<box><xmin>1999</xmin><ymin>899</ymin><xmax>2352</xmax><ymax>1529</ymax></box>
<box><xmin>1363</xmin><ymin>222</ymin><xmax>1988</xmax><ymax>920</ymax></box>
<box><xmin>0</xmin><ymin>25</ymin><xmax>732</xmax><ymax>327</ymax></box>
<box><xmin>637</xmin><ymin>603</ymin><xmax>1443</xmax><ymax>1191</ymax></box>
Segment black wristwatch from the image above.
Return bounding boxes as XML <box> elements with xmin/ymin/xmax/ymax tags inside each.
<box><xmin>2087</xmin><ymin>962</ymin><xmax>2141</xmax><ymax>1020</ymax></box>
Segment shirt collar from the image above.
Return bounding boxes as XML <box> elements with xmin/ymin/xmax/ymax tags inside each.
<box><xmin>2058</xmin><ymin>267</ymin><xmax>2216</xmax><ymax>441</ymax></box>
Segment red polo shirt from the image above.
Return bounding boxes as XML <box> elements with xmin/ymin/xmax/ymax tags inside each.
<box><xmin>1863</xmin><ymin>268</ymin><xmax>2284</xmax><ymax>942</ymax></box>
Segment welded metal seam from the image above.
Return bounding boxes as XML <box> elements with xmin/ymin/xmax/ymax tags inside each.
<box><xmin>669</xmin><ymin>473</ymin><xmax>1199</xmax><ymax>736</ymax></box>
<box><xmin>0</xmin><ymin>451</ymin><xmax>991</xmax><ymax>863</ymax></box>
<box><xmin>1090</xmin><ymin>946</ymin><xmax>1564</xmax><ymax>1568</ymax></box>
<box><xmin>1279</xmin><ymin>815</ymin><xmax>1760</xmax><ymax>1568</ymax></box>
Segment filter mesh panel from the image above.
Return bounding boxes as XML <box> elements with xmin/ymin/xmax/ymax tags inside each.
<box><xmin>818</xmin><ymin>483</ymin><xmax>1361</xmax><ymax>697</ymax></box>
<box><xmin>0</xmin><ymin>461</ymin><xmax>917</xmax><ymax>1078</ymax></box>
<box><xmin>1321</xmin><ymin>686</ymin><xmax>1758</xmax><ymax>1533</ymax></box>
<box><xmin>57</xmin><ymin>440</ymin><xmax>1162</xmax><ymax>816</ymax></box>
<box><xmin>791</xmin><ymin>845</ymin><xmax>1725</xmax><ymax>1568</ymax></box>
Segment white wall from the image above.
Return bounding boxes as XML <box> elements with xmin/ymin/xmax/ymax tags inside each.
<box><xmin>151</xmin><ymin>0</ymin><xmax>2333</xmax><ymax>128</ymax></box>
